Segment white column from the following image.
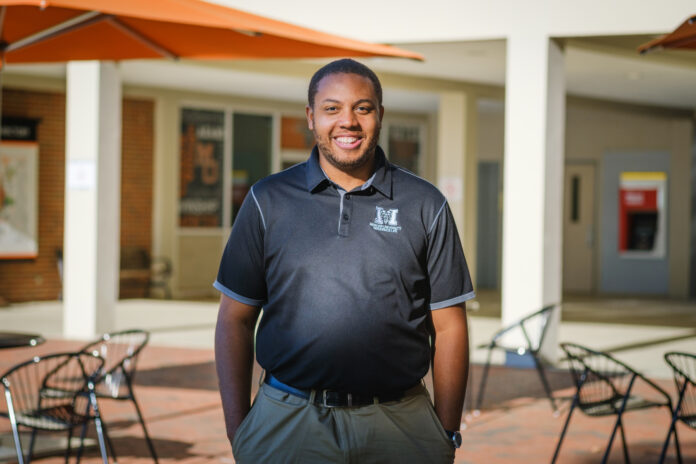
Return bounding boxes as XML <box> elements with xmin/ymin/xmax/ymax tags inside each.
<box><xmin>63</xmin><ymin>61</ymin><xmax>121</xmax><ymax>339</ymax></box>
<box><xmin>437</xmin><ymin>91</ymin><xmax>477</xmax><ymax>276</ymax></box>
<box><xmin>501</xmin><ymin>36</ymin><xmax>565</xmax><ymax>361</ymax></box>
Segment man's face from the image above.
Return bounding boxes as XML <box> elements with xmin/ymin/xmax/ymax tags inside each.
<box><xmin>306</xmin><ymin>72</ymin><xmax>384</xmax><ymax>173</ymax></box>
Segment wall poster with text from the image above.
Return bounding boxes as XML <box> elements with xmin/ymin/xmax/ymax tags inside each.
<box><xmin>0</xmin><ymin>141</ymin><xmax>39</xmax><ymax>259</ymax></box>
<box><xmin>179</xmin><ymin>108</ymin><xmax>225</xmax><ymax>227</ymax></box>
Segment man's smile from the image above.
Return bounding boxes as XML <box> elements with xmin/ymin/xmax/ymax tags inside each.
<box><xmin>333</xmin><ymin>135</ymin><xmax>363</xmax><ymax>150</ymax></box>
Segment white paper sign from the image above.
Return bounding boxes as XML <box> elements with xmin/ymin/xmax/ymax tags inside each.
<box><xmin>439</xmin><ymin>176</ymin><xmax>463</xmax><ymax>202</ymax></box>
<box><xmin>67</xmin><ymin>159</ymin><xmax>96</xmax><ymax>190</ymax></box>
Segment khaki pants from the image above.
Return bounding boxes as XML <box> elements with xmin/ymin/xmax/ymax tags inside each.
<box><xmin>232</xmin><ymin>382</ymin><xmax>455</xmax><ymax>464</ymax></box>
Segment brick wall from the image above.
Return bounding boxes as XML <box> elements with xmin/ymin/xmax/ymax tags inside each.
<box><xmin>119</xmin><ymin>98</ymin><xmax>154</xmax><ymax>298</ymax></box>
<box><xmin>0</xmin><ymin>88</ymin><xmax>154</xmax><ymax>302</ymax></box>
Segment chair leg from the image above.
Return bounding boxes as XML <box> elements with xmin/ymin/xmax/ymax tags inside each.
<box><xmin>475</xmin><ymin>347</ymin><xmax>494</xmax><ymax>411</ymax></box>
<box><xmin>618</xmin><ymin>421</ymin><xmax>630</xmax><ymax>464</ymax></box>
<box><xmin>26</xmin><ymin>429</ymin><xmax>38</xmax><ymax>464</ymax></box>
<box><xmin>601</xmin><ymin>415</ymin><xmax>623</xmax><ymax>464</ymax></box>
<box><xmin>6</xmin><ymin>404</ymin><xmax>26</xmax><ymax>464</ymax></box>
<box><xmin>658</xmin><ymin>420</ymin><xmax>674</xmax><ymax>464</ymax></box>
<box><xmin>100</xmin><ymin>420</ymin><xmax>119</xmax><ymax>464</ymax></box>
<box><xmin>603</xmin><ymin>403</ymin><xmax>637</xmax><ymax>464</ymax></box>
<box><xmin>660</xmin><ymin>383</ymin><xmax>686</xmax><ymax>464</ymax></box>
<box><xmin>602</xmin><ymin>376</ymin><xmax>637</xmax><ymax>464</ymax></box>
<box><xmin>659</xmin><ymin>419</ymin><xmax>683</xmax><ymax>464</ymax></box>
<box><xmin>127</xmin><ymin>380</ymin><xmax>159</xmax><ymax>463</ymax></box>
<box><xmin>88</xmin><ymin>391</ymin><xmax>110</xmax><ymax>464</ymax></box>
<box><xmin>532</xmin><ymin>353</ymin><xmax>557</xmax><ymax>412</ymax></box>
<box><xmin>550</xmin><ymin>393</ymin><xmax>578</xmax><ymax>464</ymax></box>
<box><xmin>76</xmin><ymin>421</ymin><xmax>90</xmax><ymax>464</ymax></box>
<box><xmin>65</xmin><ymin>428</ymin><xmax>74</xmax><ymax>464</ymax></box>
<box><xmin>672</xmin><ymin>423</ymin><xmax>682</xmax><ymax>464</ymax></box>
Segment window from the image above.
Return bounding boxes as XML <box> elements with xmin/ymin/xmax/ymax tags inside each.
<box><xmin>387</xmin><ymin>124</ymin><xmax>422</xmax><ymax>174</ymax></box>
<box><xmin>179</xmin><ymin>108</ymin><xmax>273</xmax><ymax>228</ymax></box>
<box><xmin>179</xmin><ymin>109</ymin><xmax>224</xmax><ymax>227</ymax></box>
<box><xmin>232</xmin><ymin>114</ymin><xmax>272</xmax><ymax>222</ymax></box>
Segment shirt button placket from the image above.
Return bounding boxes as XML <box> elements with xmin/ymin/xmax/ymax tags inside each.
<box><xmin>339</xmin><ymin>194</ymin><xmax>352</xmax><ymax>237</ymax></box>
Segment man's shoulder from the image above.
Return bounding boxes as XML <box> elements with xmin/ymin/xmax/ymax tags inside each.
<box><xmin>390</xmin><ymin>165</ymin><xmax>446</xmax><ymax>206</ymax></box>
<box><xmin>252</xmin><ymin>161</ymin><xmax>307</xmax><ymax>197</ymax></box>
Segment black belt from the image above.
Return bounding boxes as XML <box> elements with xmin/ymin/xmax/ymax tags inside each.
<box><xmin>265</xmin><ymin>374</ymin><xmax>409</xmax><ymax>408</ymax></box>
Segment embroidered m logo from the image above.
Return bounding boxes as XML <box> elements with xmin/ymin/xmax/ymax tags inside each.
<box><xmin>374</xmin><ymin>207</ymin><xmax>399</xmax><ymax>226</ymax></box>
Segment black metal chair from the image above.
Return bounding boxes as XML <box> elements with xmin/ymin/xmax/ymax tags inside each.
<box><xmin>474</xmin><ymin>304</ymin><xmax>558</xmax><ymax>413</ymax></box>
<box><xmin>659</xmin><ymin>351</ymin><xmax>694</xmax><ymax>464</ymax></box>
<box><xmin>552</xmin><ymin>342</ymin><xmax>677</xmax><ymax>464</ymax></box>
<box><xmin>80</xmin><ymin>329</ymin><xmax>158</xmax><ymax>463</ymax></box>
<box><xmin>0</xmin><ymin>351</ymin><xmax>111</xmax><ymax>464</ymax></box>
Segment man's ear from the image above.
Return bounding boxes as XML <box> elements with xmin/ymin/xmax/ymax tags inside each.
<box><xmin>379</xmin><ymin>105</ymin><xmax>385</xmax><ymax>122</ymax></box>
<box><xmin>305</xmin><ymin>105</ymin><xmax>314</xmax><ymax>130</ymax></box>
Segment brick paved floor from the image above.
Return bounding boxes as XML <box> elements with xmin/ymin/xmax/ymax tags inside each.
<box><xmin>1</xmin><ymin>341</ymin><xmax>693</xmax><ymax>463</ymax></box>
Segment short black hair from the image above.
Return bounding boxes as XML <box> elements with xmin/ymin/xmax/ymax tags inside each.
<box><xmin>307</xmin><ymin>59</ymin><xmax>383</xmax><ymax>108</ymax></box>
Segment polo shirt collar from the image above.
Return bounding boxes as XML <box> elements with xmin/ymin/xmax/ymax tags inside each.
<box><xmin>305</xmin><ymin>145</ymin><xmax>393</xmax><ymax>198</ymax></box>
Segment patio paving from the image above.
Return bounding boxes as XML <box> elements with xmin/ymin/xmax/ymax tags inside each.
<box><xmin>0</xmin><ymin>339</ymin><xmax>693</xmax><ymax>464</ymax></box>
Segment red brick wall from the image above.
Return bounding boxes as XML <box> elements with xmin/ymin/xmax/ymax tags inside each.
<box><xmin>0</xmin><ymin>88</ymin><xmax>154</xmax><ymax>302</ymax></box>
<box><xmin>119</xmin><ymin>98</ymin><xmax>154</xmax><ymax>298</ymax></box>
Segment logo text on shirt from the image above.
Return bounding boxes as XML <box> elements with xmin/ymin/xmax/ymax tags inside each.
<box><xmin>370</xmin><ymin>207</ymin><xmax>402</xmax><ymax>233</ymax></box>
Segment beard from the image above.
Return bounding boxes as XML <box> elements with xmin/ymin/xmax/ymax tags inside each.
<box><xmin>312</xmin><ymin>127</ymin><xmax>380</xmax><ymax>173</ymax></box>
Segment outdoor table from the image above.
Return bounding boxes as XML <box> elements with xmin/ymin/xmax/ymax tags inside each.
<box><xmin>0</xmin><ymin>332</ymin><xmax>45</xmax><ymax>349</ymax></box>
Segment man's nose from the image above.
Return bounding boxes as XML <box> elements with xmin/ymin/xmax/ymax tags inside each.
<box><xmin>338</xmin><ymin>108</ymin><xmax>359</xmax><ymax>128</ymax></box>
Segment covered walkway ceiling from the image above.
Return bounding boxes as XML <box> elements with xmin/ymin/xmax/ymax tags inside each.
<box><xmin>4</xmin><ymin>34</ymin><xmax>696</xmax><ymax>112</ymax></box>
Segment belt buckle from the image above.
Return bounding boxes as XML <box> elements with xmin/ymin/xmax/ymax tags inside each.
<box><xmin>322</xmin><ymin>390</ymin><xmax>352</xmax><ymax>408</ymax></box>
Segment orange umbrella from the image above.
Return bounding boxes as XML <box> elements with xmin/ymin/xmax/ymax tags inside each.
<box><xmin>638</xmin><ymin>14</ymin><xmax>696</xmax><ymax>54</ymax></box>
<box><xmin>0</xmin><ymin>0</ymin><xmax>423</xmax><ymax>66</ymax></box>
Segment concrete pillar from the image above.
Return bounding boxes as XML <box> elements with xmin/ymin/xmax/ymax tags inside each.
<box><xmin>63</xmin><ymin>61</ymin><xmax>122</xmax><ymax>339</ymax></box>
<box><xmin>152</xmin><ymin>96</ymin><xmax>179</xmax><ymax>297</ymax></box>
<box><xmin>501</xmin><ymin>36</ymin><xmax>565</xmax><ymax>361</ymax></box>
<box><xmin>437</xmin><ymin>91</ymin><xmax>477</xmax><ymax>278</ymax></box>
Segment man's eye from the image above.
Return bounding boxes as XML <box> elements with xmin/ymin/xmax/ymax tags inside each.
<box><xmin>356</xmin><ymin>106</ymin><xmax>372</xmax><ymax>114</ymax></box>
<box><xmin>324</xmin><ymin>106</ymin><xmax>338</xmax><ymax>112</ymax></box>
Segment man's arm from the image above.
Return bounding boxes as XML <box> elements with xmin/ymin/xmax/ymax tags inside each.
<box><xmin>215</xmin><ymin>294</ymin><xmax>262</xmax><ymax>444</ymax></box>
<box><xmin>430</xmin><ymin>304</ymin><xmax>469</xmax><ymax>431</ymax></box>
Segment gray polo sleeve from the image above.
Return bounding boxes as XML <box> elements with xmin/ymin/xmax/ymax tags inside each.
<box><xmin>426</xmin><ymin>200</ymin><xmax>475</xmax><ymax>310</ymax></box>
<box><xmin>213</xmin><ymin>188</ymin><xmax>267</xmax><ymax>307</ymax></box>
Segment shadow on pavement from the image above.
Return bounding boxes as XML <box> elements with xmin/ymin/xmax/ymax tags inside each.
<box><xmin>135</xmin><ymin>361</ymin><xmax>219</xmax><ymax>391</ymax></box>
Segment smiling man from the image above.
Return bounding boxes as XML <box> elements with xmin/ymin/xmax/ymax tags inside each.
<box><xmin>214</xmin><ymin>59</ymin><xmax>474</xmax><ymax>463</ymax></box>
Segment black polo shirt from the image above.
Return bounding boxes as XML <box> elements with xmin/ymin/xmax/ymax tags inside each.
<box><xmin>214</xmin><ymin>146</ymin><xmax>474</xmax><ymax>394</ymax></box>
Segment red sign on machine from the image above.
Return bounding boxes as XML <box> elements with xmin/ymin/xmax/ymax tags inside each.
<box><xmin>618</xmin><ymin>172</ymin><xmax>666</xmax><ymax>255</ymax></box>
<box><xmin>618</xmin><ymin>188</ymin><xmax>658</xmax><ymax>251</ymax></box>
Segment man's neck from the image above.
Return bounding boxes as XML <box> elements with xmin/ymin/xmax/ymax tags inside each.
<box><xmin>319</xmin><ymin>154</ymin><xmax>376</xmax><ymax>192</ymax></box>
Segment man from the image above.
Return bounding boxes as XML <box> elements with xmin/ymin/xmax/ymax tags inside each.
<box><xmin>214</xmin><ymin>59</ymin><xmax>474</xmax><ymax>463</ymax></box>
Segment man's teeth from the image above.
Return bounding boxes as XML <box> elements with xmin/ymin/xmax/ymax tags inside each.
<box><xmin>336</xmin><ymin>136</ymin><xmax>358</xmax><ymax>143</ymax></box>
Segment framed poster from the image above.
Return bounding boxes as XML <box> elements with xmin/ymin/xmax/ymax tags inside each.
<box><xmin>0</xmin><ymin>141</ymin><xmax>39</xmax><ymax>259</ymax></box>
<box><xmin>179</xmin><ymin>108</ymin><xmax>225</xmax><ymax>227</ymax></box>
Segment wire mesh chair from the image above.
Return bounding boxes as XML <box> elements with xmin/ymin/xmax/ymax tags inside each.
<box><xmin>552</xmin><ymin>343</ymin><xmax>677</xmax><ymax>464</ymax></box>
<box><xmin>475</xmin><ymin>304</ymin><xmax>558</xmax><ymax>413</ymax></box>
<box><xmin>80</xmin><ymin>329</ymin><xmax>158</xmax><ymax>463</ymax></box>
<box><xmin>659</xmin><ymin>351</ymin><xmax>695</xmax><ymax>464</ymax></box>
<box><xmin>0</xmin><ymin>351</ymin><xmax>111</xmax><ymax>464</ymax></box>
